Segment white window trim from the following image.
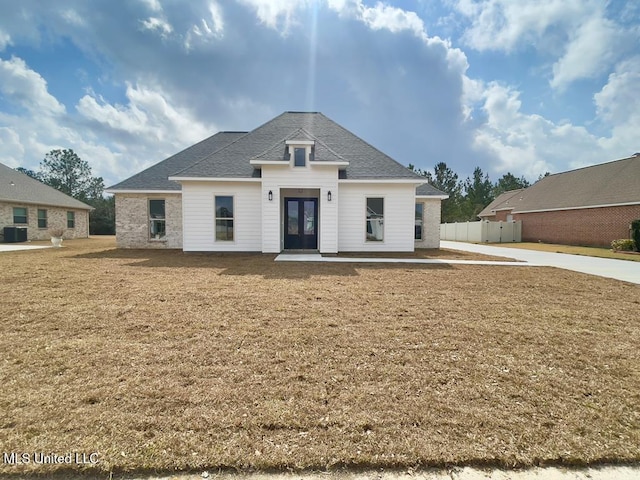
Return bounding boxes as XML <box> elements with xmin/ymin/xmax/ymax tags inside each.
<box><xmin>365</xmin><ymin>196</ymin><xmax>385</xmax><ymax>243</ymax></box>
<box><xmin>414</xmin><ymin>202</ymin><xmax>424</xmax><ymax>241</ymax></box>
<box><xmin>148</xmin><ymin>198</ymin><xmax>167</xmax><ymax>241</ymax></box>
<box><xmin>214</xmin><ymin>194</ymin><xmax>235</xmax><ymax>243</ymax></box>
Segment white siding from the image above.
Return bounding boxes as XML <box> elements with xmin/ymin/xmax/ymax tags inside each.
<box><xmin>338</xmin><ymin>183</ymin><xmax>416</xmax><ymax>252</ymax></box>
<box><xmin>261</xmin><ymin>163</ymin><xmax>339</xmax><ymax>253</ymax></box>
<box><xmin>181</xmin><ymin>181</ymin><xmax>261</xmax><ymax>251</ymax></box>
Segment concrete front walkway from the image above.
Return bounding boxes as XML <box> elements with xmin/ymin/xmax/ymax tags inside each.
<box><xmin>275</xmin><ymin>252</ymin><xmax>534</xmax><ymax>267</ymax></box>
<box><xmin>0</xmin><ymin>243</ymin><xmax>51</xmax><ymax>252</ymax></box>
<box><xmin>441</xmin><ymin>241</ymin><xmax>640</xmax><ymax>285</ymax></box>
<box><xmin>111</xmin><ymin>464</ymin><xmax>640</xmax><ymax>480</ymax></box>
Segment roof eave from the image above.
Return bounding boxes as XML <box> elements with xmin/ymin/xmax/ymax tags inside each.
<box><xmin>168</xmin><ymin>176</ymin><xmax>262</xmax><ymax>182</ymax></box>
<box><xmin>416</xmin><ymin>194</ymin><xmax>449</xmax><ymax>200</ymax></box>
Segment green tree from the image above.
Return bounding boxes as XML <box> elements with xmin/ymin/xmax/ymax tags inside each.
<box><xmin>15</xmin><ymin>167</ymin><xmax>41</xmax><ymax>180</ymax></box>
<box><xmin>412</xmin><ymin>162</ymin><xmax>464</xmax><ymax>222</ymax></box>
<box><xmin>493</xmin><ymin>172</ymin><xmax>530</xmax><ymax>197</ymax></box>
<box><xmin>39</xmin><ymin>149</ymin><xmax>104</xmax><ymax>203</ymax></box>
<box><xmin>38</xmin><ymin>149</ymin><xmax>114</xmax><ymax>235</ymax></box>
<box><xmin>462</xmin><ymin>167</ymin><xmax>494</xmax><ymax>220</ymax></box>
<box><xmin>89</xmin><ymin>195</ymin><xmax>116</xmax><ymax>235</ymax></box>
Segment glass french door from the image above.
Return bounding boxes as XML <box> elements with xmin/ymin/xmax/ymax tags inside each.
<box><xmin>284</xmin><ymin>198</ymin><xmax>318</xmax><ymax>249</ymax></box>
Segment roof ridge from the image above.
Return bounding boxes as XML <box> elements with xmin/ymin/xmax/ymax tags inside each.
<box><xmin>546</xmin><ymin>154</ymin><xmax>639</xmax><ymax>177</ymax></box>
<box><xmin>316</xmin><ymin>112</ymin><xmax>423</xmax><ymax>180</ymax></box>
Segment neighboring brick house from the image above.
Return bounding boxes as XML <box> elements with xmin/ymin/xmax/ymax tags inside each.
<box><xmin>107</xmin><ymin>111</ymin><xmax>448</xmax><ymax>252</ymax></box>
<box><xmin>479</xmin><ymin>155</ymin><xmax>640</xmax><ymax>247</ymax></box>
<box><xmin>0</xmin><ymin>162</ymin><xmax>92</xmax><ymax>241</ymax></box>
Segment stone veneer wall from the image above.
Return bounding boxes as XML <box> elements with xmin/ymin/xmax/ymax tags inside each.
<box><xmin>115</xmin><ymin>193</ymin><xmax>182</xmax><ymax>248</ymax></box>
<box><xmin>0</xmin><ymin>201</ymin><xmax>89</xmax><ymax>241</ymax></box>
<box><xmin>415</xmin><ymin>198</ymin><xmax>442</xmax><ymax>249</ymax></box>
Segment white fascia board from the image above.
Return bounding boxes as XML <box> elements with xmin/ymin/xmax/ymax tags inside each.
<box><xmin>416</xmin><ymin>194</ymin><xmax>449</xmax><ymax>200</ymax></box>
<box><xmin>249</xmin><ymin>160</ymin><xmax>288</xmax><ymax>166</ymax></box>
<box><xmin>339</xmin><ymin>179</ymin><xmax>424</xmax><ymax>184</ymax></box>
<box><xmin>168</xmin><ymin>176</ymin><xmax>262</xmax><ymax>182</ymax></box>
<box><xmin>105</xmin><ymin>189</ymin><xmax>181</xmax><ymax>194</ymax></box>
<box><xmin>285</xmin><ymin>140</ymin><xmax>315</xmax><ymax>146</ymax></box>
<box><xmin>310</xmin><ymin>161</ymin><xmax>350</xmax><ymax>166</ymax></box>
<box><xmin>514</xmin><ymin>200</ymin><xmax>640</xmax><ymax>214</ymax></box>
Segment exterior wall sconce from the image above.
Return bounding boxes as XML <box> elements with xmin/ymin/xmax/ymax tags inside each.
<box><xmin>327</xmin><ymin>190</ymin><xmax>332</xmax><ymax>202</ymax></box>
<box><xmin>268</xmin><ymin>190</ymin><xmax>273</xmax><ymax>201</ymax></box>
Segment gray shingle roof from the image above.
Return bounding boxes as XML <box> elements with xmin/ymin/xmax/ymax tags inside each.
<box><xmin>478</xmin><ymin>189</ymin><xmax>526</xmax><ymax>217</ymax></box>
<box><xmin>172</xmin><ymin>112</ymin><xmax>424</xmax><ymax>180</ymax></box>
<box><xmin>416</xmin><ymin>183</ymin><xmax>447</xmax><ymax>196</ymax></box>
<box><xmin>0</xmin><ymin>162</ymin><xmax>93</xmax><ymax>210</ymax></box>
<box><xmin>107</xmin><ymin>131</ymin><xmax>247</xmax><ymax>190</ymax></box>
<box><xmin>108</xmin><ymin>112</ymin><xmax>444</xmax><ymax>196</ymax></box>
<box><xmin>479</xmin><ymin>155</ymin><xmax>640</xmax><ymax>217</ymax></box>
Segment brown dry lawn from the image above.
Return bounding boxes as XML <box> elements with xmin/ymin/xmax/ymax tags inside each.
<box><xmin>0</xmin><ymin>237</ymin><xmax>639</xmax><ymax>475</ymax></box>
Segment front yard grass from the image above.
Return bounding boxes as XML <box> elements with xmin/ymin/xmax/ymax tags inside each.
<box><xmin>1</xmin><ymin>237</ymin><xmax>639</xmax><ymax>475</ymax></box>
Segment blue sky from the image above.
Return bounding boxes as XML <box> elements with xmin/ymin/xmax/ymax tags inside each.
<box><xmin>0</xmin><ymin>0</ymin><xmax>639</xmax><ymax>188</ymax></box>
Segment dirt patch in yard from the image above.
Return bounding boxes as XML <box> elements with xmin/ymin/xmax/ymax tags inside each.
<box><xmin>0</xmin><ymin>237</ymin><xmax>638</xmax><ymax>476</ymax></box>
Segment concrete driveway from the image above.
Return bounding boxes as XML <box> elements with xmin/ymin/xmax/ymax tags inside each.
<box><xmin>441</xmin><ymin>241</ymin><xmax>640</xmax><ymax>285</ymax></box>
<box><xmin>0</xmin><ymin>243</ymin><xmax>51</xmax><ymax>252</ymax></box>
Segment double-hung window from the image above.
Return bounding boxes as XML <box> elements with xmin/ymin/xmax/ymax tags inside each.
<box><xmin>38</xmin><ymin>209</ymin><xmax>48</xmax><ymax>229</ymax></box>
<box><xmin>415</xmin><ymin>203</ymin><xmax>423</xmax><ymax>240</ymax></box>
<box><xmin>366</xmin><ymin>197</ymin><xmax>384</xmax><ymax>241</ymax></box>
<box><xmin>149</xmin><ymin>199</ymin><xmax>166</xmax><ymax>239</ymax></box>
<box><xmin>215</xmin><ymin>196</ymin><xmax>234</xmax><ymax>241</ymax></box>
<box><xmin>67</xmin><ymin>211</ymin><xmax>75</xmax><ymax>229</ymax></box>
<box><xmin>13</xmin><ymin>207</ymin><xmax>27</xmax><ymax>224</ymax></box>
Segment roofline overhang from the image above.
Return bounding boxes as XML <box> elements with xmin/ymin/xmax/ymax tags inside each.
<box><xmin>285</xmin><ymin>140</ymin><xmax>315</xmax><ymax>146</ymax></box>
<box><xmin>514</xmin><ymin>200</ymin><xmax>640</xmax><ymax>214</ymax></box>
<box><xmin>416</xmin><ymin>194</ymin><xmax>449</xmax><ymax>200</ymax></box>
<box><xmin>105</xmin><ymin>189</ymin><xmax>182</xmax><ymax>194</ymax></box>
<box><xmin>0</xmin><ymin>197</ymin><xmax>92</xmax><ymax>210</ymax></box>
<box><xmin>249</xmin><ymin>160</ymin><xmax>349</xmax><ymax>167</ymax></box>
<box><xmin>168</xmin><ymin>176</ymin><xmax>262</xmax><ymax>182</ymax></box>
<box><xmin>338</xmin><ymin>179</ymin><xmax>424</xmax><ymax>184</ymax></box>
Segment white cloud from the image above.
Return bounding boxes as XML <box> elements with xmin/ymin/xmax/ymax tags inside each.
<box><xmin>593</xmin><ymin>57</ymin><xmax>640</xmax><ymax>157</ymax></box>
<box><xmin>550</xmin><ymin>15</ymin><xmax>622</xmax><ymax>90</ymax></box>
<box><xmin>237</xmin><ymin>0</ymin><xmax>306</xmax><ymax>32</ymax></box>
<box><xmin>77</xmin><ymin>82</ymin><xmax>213</xmax><ymax>146</ymax></box>
<box><xmin>140</xmin><ymin>0</ymin><xmax>163</xmax><ymax>13</ymax></box>
<box><xmin>0</xmin><ymin>29</ymin><xmax>9</xmax><ymax>50</ymax></box>
<box><xmin>141</xmin><ymin>16</ymin><xmax>174</xmax><ymax>37</ymax></box>
<box><xmin>455</xmin><ymin>0</ymin><xmax>594</xmax><ymax>52</ymax></box>
<box><xmin>469</xmin><ymin>82</ymin><xmax>603</xmax><ymax>177</ymax></box>
<box><xmin>61</xmin><ymin>9</ymin><xmax>85</xmax><ymax>26</ymax></box>
<box><xmin>0</xmin><ymin>56</ymin><xmax>65</xmax><ymax>115</ymax></box>
<box><xmin>0</xmin><ymin>127</ymin><xmax>25</xmax><ymax>168</ymax></box>
<box><xmin>185</xmin><ymin>1</ymin><xmax>225</xmax><ymax>48</ymax></box>
<box><xmin>358</xmin><ymin>2</ymin><xmax>426</xmax><ymax>39</ymax></box>
<box><xmin>454</xmin><ymin>0</ymin><xmax>631</xmax><ymax>90</ymax></box>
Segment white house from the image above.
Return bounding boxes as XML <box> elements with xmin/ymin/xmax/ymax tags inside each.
<box><xmin>107</xmin><ymin>112</ymin><xmax>447</xmax><ymax>253</ymax></box>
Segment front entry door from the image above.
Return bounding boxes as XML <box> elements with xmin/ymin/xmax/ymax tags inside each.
<box><xmin>284</xmin><ymin>198</ymin><xmax>318</xmax><ymax>250</ymax></box>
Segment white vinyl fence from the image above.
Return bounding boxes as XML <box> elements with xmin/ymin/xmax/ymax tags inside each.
<box><xmin>440</xmin><ymin>220</ymin><xmax>522</xmax><ymax>243</ymax></box>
